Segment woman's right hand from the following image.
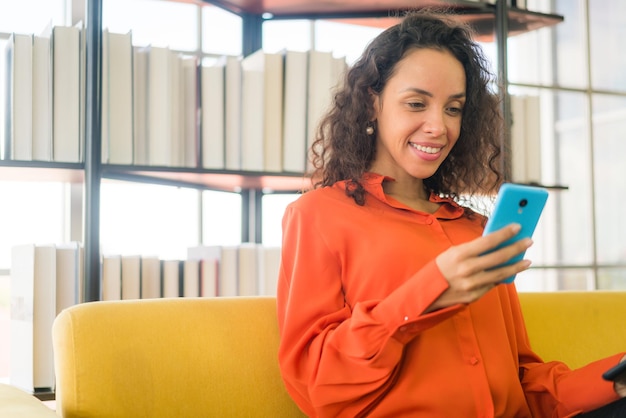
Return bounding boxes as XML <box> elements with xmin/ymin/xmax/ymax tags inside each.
<box><xmin>427</xmin><ymin>223</ymin><xmax>533</xmax><ymax>312</ymax></box>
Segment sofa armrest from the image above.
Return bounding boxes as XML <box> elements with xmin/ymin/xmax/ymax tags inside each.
<box><xmin>0</xmin><ymin>383</ymin><xmax>57</xmax><ymax>417</ymax></box>
<box><xmin>52</xmin><ymin>296</ymin><xmax>304</xmax><ymax>418</ymax></box>
<box><xmin>519</xmin><ymin>291</ymin><xmax>626</xmax><ymax>369</ymax></box>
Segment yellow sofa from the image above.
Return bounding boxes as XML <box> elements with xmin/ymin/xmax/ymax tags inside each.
<box><xmin>0</xmin><ymin>291</ymin><xmax>625</xmax><ymax>417</ymax></box>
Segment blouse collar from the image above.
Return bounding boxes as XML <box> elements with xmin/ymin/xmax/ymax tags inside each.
<box><xmin>357</xmin><ymin>172</ymin><xmax>466</xmax><ymax>219</ymax></box>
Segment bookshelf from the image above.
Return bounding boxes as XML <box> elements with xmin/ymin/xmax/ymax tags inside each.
<box><xmin>1</xmin><ymin>0</ymin><xmax>564</xmax><ymax>302</ymax></box>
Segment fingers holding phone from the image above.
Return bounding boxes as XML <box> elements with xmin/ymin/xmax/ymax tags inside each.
<box><xmin>479</xmin><ymin>225</ymin><xmax>534</xmax><ymax>281</ymax></box>
<box><xmin>431</xmin><ymin>224</ymin><xmax>533</xmax><ymax>311</ymax></box>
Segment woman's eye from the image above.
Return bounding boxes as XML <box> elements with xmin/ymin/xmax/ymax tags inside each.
<box><xmin>408</xmin><ymin>102</ymin><xmax>425</xmax><ymax>109</ymax></box>
<box><xmin>447</xmin><ymin>106</ymin><xmax>463</xmax><ymax>115</ymax></box>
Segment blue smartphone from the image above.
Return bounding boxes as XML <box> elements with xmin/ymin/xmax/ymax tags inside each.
<box><xmin>482</xmin><ymin>183</ymin><xmax>549</xmax><ymax>283</ymax></box>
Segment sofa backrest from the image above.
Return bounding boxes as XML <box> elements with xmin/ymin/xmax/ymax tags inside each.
<box><xmin>518</xmin><ymin>290</ymin><xmax>626</xmax><ymax>369</ymax></box>
<box><xmin>53</xmin><ymin>296</ymin><xmax>306</xmax><ymax>417</ymax></box>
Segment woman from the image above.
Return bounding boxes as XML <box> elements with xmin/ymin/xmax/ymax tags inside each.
<box><xmin>276</xmin><ymin>10</ymin><xmax>626</xmax><ymax>417</ymax></box>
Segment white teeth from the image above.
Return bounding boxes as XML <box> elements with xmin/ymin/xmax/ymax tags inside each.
<box><xmin>411</xmin><ymin>143</ymin><xmax>441</xmax><ymax>154</ymax></box>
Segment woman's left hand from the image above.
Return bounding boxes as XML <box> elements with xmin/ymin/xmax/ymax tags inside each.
<box><xmin>615</xmin><ymin>355</ymin><xmax>626</xmax><ymax>397</ymax></box>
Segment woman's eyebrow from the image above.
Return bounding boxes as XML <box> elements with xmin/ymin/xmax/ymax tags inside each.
<box><xmin>400</xmin><ymin>87</ymin><xmax>466</xmax><ymax>99</ymax></box>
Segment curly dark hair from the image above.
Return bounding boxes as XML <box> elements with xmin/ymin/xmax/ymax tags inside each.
<box><xmin>309</xmin><ymin>9</ymin><xmax>504</xmax><ymax>206</ymax></box>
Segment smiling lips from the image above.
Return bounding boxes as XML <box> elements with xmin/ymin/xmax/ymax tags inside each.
<box><xmin>410</xmin><ymin>142</ymin><xmax>444</xmax><ymax>161</ymax></box>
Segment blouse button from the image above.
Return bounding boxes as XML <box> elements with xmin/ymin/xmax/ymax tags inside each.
<box><xmin>470</xmin><ymin>357</ymin><xmax>480</xmax><ymax>365</ymax></box>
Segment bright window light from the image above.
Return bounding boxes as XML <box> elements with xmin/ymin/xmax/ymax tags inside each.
<box><xmin>202</xmin><ymin>190</ymin><xmax>242</xmax><ymax>246</ymax></box>
<box><xmin>0</xmin><ymin>182</ymin><xmax>66</xmax><ymax>268</ymax></box>
<box><xmin>103</xmin><ymin>0</ymin><xmax>199</xmax><ymax>50</ymax></box>
<box><xmin>100</xmin><ymin>182</ymin><xmax>199</xmax><ymax>260</ymax></box>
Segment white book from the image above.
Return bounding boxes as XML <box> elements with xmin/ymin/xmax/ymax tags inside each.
<box><xmin>258</xmin><ymin>246</ymin><xmax>281</xmax><ymax>296</ymax></box>
<box><xmin>306</xmin><ymin>50</ymin><xmax>333</xmax><ymax>168</ymax></box>
<box><xmin>4</xmin><ymin>32</ymin><xmax>34</xmax><ymax>161</ymax></box>
<box><xmin>32</xmin><ymin>24</ymin><xmax>53</xmax><ymax>161</ymax></box>
<box><xmin>241</xmin><ymin>52</ymin><xmax>265</xmax><ymax>172</ymax></box>
<box><xmin>169</xmin><ymin>51</ymin><xmax>183</xmax><ymax>167</ymax></box>
<box><xmin>237</xmin><ymin>243</ymin><xmax>258</xmax><ymax>296</ymax></box>
<box><xmin>140</xmin><ymin>256</ymin><xmax>161</xmax><ymax>299</ymax></box>
<box><xmin>219</xmin><ymin>246</ymin><xmax>238</xmax><ymax>297</ymax></box>
<box><xmin>510</xmin><ymin>95</ymin><xmax>542</xmax><ymax>184</ymax></box>
<box><xmin>282</xmin><ymin>50</ymin><xmax>308</xmax><ymax>173</ymax></box>
<box><xmin>183</xmin><ymin>259</ymin><xmax>200</xmax><ymax>297</ymax></box>
<box><xmin>306</xmin><ymin>51</ymin><xmax>346</xmax><ymax>170</ymax></box>
<box><xmin>101</xmin><ymin>255</ymin><xmax>121</xmax><ymax>301</ymax></box>
<box><xmin>102</xmin><ymin>29</ymin><xmax>133</xmax><ymax>165</ymax></box>
<box><xmin>162</xmin><ymin>259</ymin><xmax>181</xmax><ymax>298</ymax></box>
<box><xmin>510</xmin><ymin>95</ymin><xmax>527</xmax><ymax>183</ymax></box>
<box><xmin>241</xmin><ymin>49</ymin><xmax>284</xmax><ymax>172</ymax></box>
<box><xmin>187</xmin><ymin>245</ymin><xmax>221</xmax><ymax>297</ymax></box>
<box><xmin>52</xmin><ymin>24</ymin><xmax>81</xmax><ymax>163</ymax></box>
<box><xmin>121</xmin><ymin>255</ymin><xmax>141</xmax><ymax>300</ymax></box>
<box><xmin>263</xmin><ymin>51</ymin><xmax>284</xmax><ymax>172</ymax></box>
<box><xmin>199</xmin><ymin>258</ymin><xmax>218</xmax><ymax>297</ymax></box>
<box><xmin>201</xmin><ymin>58</ymin><xmax>225</xmax><ymax>169</ymax></box>
<box><xmin>181</xmin><ymin>56</ymin><xmax>199</xmax><ymax>168</ymax></box>
<box><xmin>77</xmin><ymin>21</ymin><xmax>86</xmax><ymax>163</ymax></box>
<box><xmin>133</xmin><ymin>46</ymin><xmax>149</xmax><ymax>165</ymax></box>
<box><xmin>187</xmin><ymin>244</ymin><xmax>222</xmax><ymax>262</ymax></box>
<box><xmin>147</xmin><ymin>46</ymin><xmax>172</xmax><ymax>166</ymax></box>
<box><xmin>55</xmin><ymin>242</ymin><xmax>82</xmax><ymax>314</ymax></box>
<box><xmin>10</xmin><ymin>244</ymin><xmax>56</xmax><ymax>392</ymax></box>
<box><xmin>524</xmin><ymin>95</ymin><xmax>542</xmax><ymax>184</ymax></box>
<box><xmin>224</xmin><ymin>55</ymin><xmax>242</xmax><ymax>170</ymax></box>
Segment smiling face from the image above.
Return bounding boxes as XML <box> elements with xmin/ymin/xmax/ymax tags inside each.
<box><xmin>370</xmin><ymin>48</ymin><xmax>466</xmax><ymax>184</ymax></box>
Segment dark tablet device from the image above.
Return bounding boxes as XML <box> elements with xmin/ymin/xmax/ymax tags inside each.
<box><xmin>602</xmin><ymin>360</ymin><xmax>626</xmax><ymax>381</ymax></box>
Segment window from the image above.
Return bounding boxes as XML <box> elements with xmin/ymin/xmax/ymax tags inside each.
<box><xmin>507</xmin><ymin>0</ymin><xmax>626</xmax><ymax>290</ymax></box>
<box><xmin>261</xmin><ymin>193</ymin><xmax>301</xmax><ymax>246</ymax></box>
<box><xmin>100</xmin><ymin>182</ymin><xmax>200</xmax><ymax>260</ymax></box>
<box><xmin>202</xmin><ymin>190</ymin><xmax>242</xmax><ymax>246</ymax></box>
<box><xmin>103</xmin><ymin>0</ymin><xmax>199</xmax><ymax>51</ymax></box>
<box><xmin>0</xmin><ymin>0</ymin><xmax>69</xmax><ymax>382</ymax></box>
<box><xmin>202</xmin><ymin>5</ymin><xmax>242</xmax><ymax>56</ymax></box>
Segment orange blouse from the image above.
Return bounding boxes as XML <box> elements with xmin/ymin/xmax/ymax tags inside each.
<box><xmin>277</xmin><ymin>173</ymin><xmax>621</xmax><ymax>417</ymax></box>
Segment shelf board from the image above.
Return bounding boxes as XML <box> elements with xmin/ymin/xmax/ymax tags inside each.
<box><xmin>203</xmin><ymin>0</ymin><xmax>563</xmax><ymax>40</ymax></box>
<box><xmin>0</xmin><ymin>160</ymin><xmax>84</xmax><ymax>183</ymax></box>
<box><xmin>205</xmin><ymin>0</ymin><xmax>481</xmax><ymax>16</ymax></box>
<box><xmin>0</xmin><ymin>160</ymin><xmax>311</xmax><ymax>192</ymax></box>
<box><xmin>459</xmin><ymin>8</ymin><xmax>564</xmax><ymax>40</ymax></box>
<box><xmin>102</xmin><ymin>164</ymin><xmax>312</xmax><ymax>192</ymax></box>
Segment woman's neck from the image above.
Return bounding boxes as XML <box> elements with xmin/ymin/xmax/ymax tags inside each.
<box><xmin>381</xmin><ymin>178</ymin><xmax>440</xmax><ymax>213</ymax></box>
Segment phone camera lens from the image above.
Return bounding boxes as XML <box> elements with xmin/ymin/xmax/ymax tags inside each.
<box><xmin>519</xmin><ymin>199</ymin><xmax>528</xmax><ymax>207</ymax></box>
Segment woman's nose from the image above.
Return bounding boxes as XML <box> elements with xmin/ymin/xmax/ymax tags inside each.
<box><xmin>423</xmin><ymin>111</ymin><xmax>447</xmax><ymax>137</ymax></box>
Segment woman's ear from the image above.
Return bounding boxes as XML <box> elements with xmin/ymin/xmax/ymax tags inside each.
<box><xmin>368</xmin><ymin>88</ymin><xmax>380</xmax><ymax>121</ymax></box>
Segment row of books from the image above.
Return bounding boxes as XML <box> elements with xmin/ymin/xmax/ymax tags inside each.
<box><xmin>509</xmin><ymin>94</ymin><xmax>542</xmax><ymax>184</ymax></box>
<box><xmin>9</xmin><ymin>241</ymin><xmax>282</xmax><ymax>391</ymax></box>
<box><xmin>10</xmin><ymin>242</ymin><xmax>83</xmax><ymax>392</ymax></box>
<box><xmin>101</xmin><ymin>244</ymin><xmax>281</xmax><ymax>301</ymax></box>
<box><xmin>3</xmin><ymin>25</ymin><xmax>348</xmax><ymax>174</ymax></box>
<box><xmin>3</xmin><ymin>23</ymin><xmax>84</xmax><ymax>163</ymax></box>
